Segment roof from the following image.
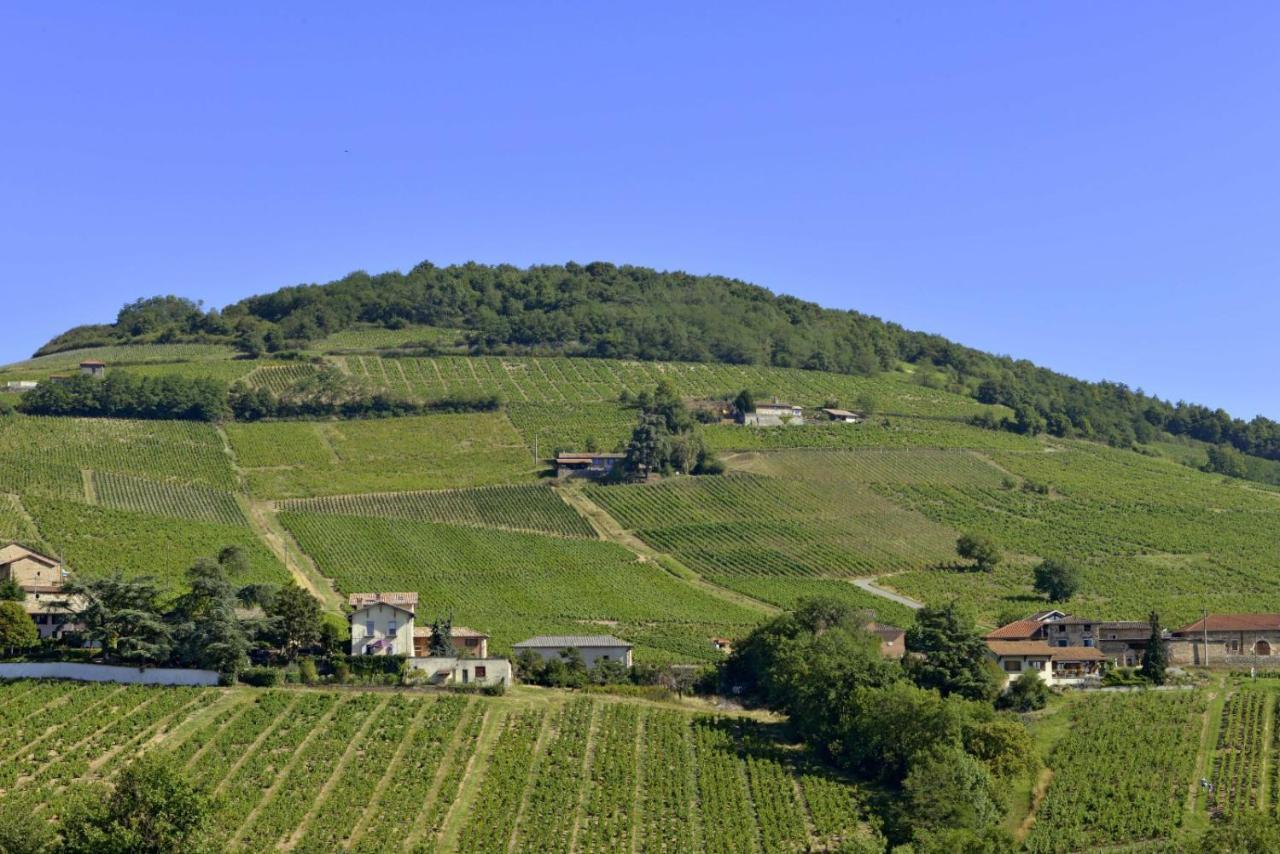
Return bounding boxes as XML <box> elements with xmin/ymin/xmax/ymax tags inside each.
<box><xmin>985</xmin><ymin>619</ymin><xmax>1044</xmax><ymax>640</ymax></box>
<box><xmin>986</xmin><ymin>641</ymin><xmax>1055</xmax><ymax>658</ymax></box>
<box><xmin>348</xmin><ymin>592</ymin><xmax>418</xmax><ymax>613</ymax></box>
<box><xmin>0</xmin><ymin>541</ymin><xmax>61</xmax><ymax>568</ymax></box>
<box><xmin>450</xmin><ymin>625</ymin><xmax>489</xmax><ymax>638</ymax></box>
<box><xmin>512</xmin><ymin>635</ymin><xmax>632</xmax><ymax>649</ymax></box>
<box><xmin>868</xmin><ymin>624</ymin><xmax>905</xmax><ymax>641</ymax></box>
<box><xmin>1175</xmin><ymin>614</ymin><xmax>1280</xmax><ymax>634</ymax></box>
<box><xmin>1051</xmin><ymin>647</ymin><xmax>1106</xmax><ymax>662</ymax></box>
<box><xmin>79</xmin><ymin>360</ymin><xmax>106</xmax><ymax>367</ymax></box>
<box><xmin>755</xmin><ymin>402</ymin><xmax>800</xmax><ymax>410</ymax></box>
<box><xmin>821</xmin><ymin>408</ymin><xmax>861</xmax><ymax>418</ymax></box>
<box><xmin>555</xmin><ymin>452</ymin><xmax>625</xmax><ymax>462</ymax></box>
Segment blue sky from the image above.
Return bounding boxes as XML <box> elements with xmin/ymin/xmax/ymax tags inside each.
<box><xmin>2</xmin><ymin>4</ymin><xmax>1278</xmax><ymax>418</ymax></box>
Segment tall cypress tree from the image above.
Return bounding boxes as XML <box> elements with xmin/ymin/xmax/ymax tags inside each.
<box><xmin>1140</xmin><ymin>611</ymin><xmax>1168</xmax><ymax>685</ymax></box>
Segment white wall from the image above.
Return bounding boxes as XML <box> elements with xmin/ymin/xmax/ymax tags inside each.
<box><xmin>514</xmin><ymin>645</ymin><xmax>633</xmax><ymax>668</ymax></box>
<box><xmin>350</xmin><ymin>603</ymin><xmax>415</xmax><ymax>657</ymax></box>
<box><xmin>409</xmin><ymin>656</ymin><xmax>511</xmax><ymax>687</ymax></box>
<box><xmin>0</xmin><ymin>662</ymin><xmax>220</xmax><ymax>686</ymax></box>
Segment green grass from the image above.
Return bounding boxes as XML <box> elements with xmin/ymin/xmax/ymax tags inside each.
<box><xmin>306</xmin><ymin>324</ymin><xmax>465</xmax><ymax>351</ymax></box>
<box><xmin>0</xmin><ymin>493</ymin><xmax>40</xmax><ymax>544</ymax></box>
<box><xmin>27</xmin><ymin>496</ymin><xmax>287</xmax><ymax>590</ymax></box>
<box><xmin>225</xmin><ymin>413</ymin><xmax>536</xmax><ymax>498</ymax></box>
<box><xmin>279</xmin><ymin>511</ymin><xmax>763</xmax><ymax>661</ymax></box>
<box><xmin>717</xmin><ymin>577</ymin><xmax>916</xmax><ymax>628</ymax></box>
<box><xmin>276</xmin><ymin>483</ymin><xmax>593</xmax><ymax>538</ymax></box>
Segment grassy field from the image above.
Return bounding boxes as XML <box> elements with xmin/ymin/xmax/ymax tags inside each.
<box><xmin>279</xmin><ymin>511</ymin><xmax>763</xmax><ymax>661</ymax></box>
<box><xmin>305</xmin><ymin>323</ymin><xmax>466</xmax><ymax>352</ymax></box>
<box><xmin>224</xmin><ymin>413</ymin><xmax>536</xmax><ymax>498</ymax></box>
<box><xmin>0</xmin><ymin>682</ymin><xmax>879</xmax><ymax>853</ymax></box>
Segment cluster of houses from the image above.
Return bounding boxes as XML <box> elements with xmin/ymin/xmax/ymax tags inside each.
<box><xmin>984</xmin><ymin>608</ymin><xmax>1280</xmax><ymax>688</ymax></box>
<box><xmin>740</xmin><ymin>400</ymin><xmax>865</xmax><ymax>428</ymax></box>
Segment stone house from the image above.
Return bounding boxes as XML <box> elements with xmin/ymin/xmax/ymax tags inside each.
<box><xmin>553</xmin><ymin>452</ymin><xmax>625</xmax><ymax>479</ymax></box>
<box><xmin>987</xmin><ymin>610</ymin><xmax>1159</xmax><ymax>667</ymax></box>
<box><xmin>0</xmin><ymin>542</ymin><xmax>79</xmax><ymax>639</ymax></box>
<box><xmin>742</xmin><ymin>402</ymin><xmax>805</xmax><ymax>427</ymax></box>
<box><xmin>512</xmin><ymin>635</ymin><xmax>634</xmax><ymax>668</ymax></box>
<box><xmin>78</xmin><ymin>360</ymin><xmax>106</xmax><ymax>377</ymax></box>
<box><xmin>1170</xmin><ymin>614</ymin><xmax>1280</xmax><ymax>666</ymax></box>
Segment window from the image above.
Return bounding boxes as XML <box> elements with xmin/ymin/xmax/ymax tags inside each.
<box><xmin>365</xmin><ymin>620</ymin><xmax>374</xmax><ymax>637</ymax></box>
<box><xmin>475</xmin><ymin>666</ymin><xmax>487</xmax><ymax>678</ymax></box>
<box><xmin>1031</xmin><ymin>660</ymin><xmax>1044</xmax><ymax>670</ymax></box>
<box><xmin>466</xmin><ymin>638</ymin><xmax>478</xmax><ymax>647</ymax></box>
<box><xmin>1057</xmin><ymin>625</ymin><xmax>1066</xmax><ymax>633</ymax></box>
<box><xmin>1057</xmin><ymin>640</ymin><xmax>1068</xmax><ymax>647</ymax></box>
<box><xmin>388</xmin><ymin>621</ymin><xmax>397</xmax><ymax>636</ymax></box>
<box><xmin>602</xmin><ymin>654</ymin><xmax>610</xmax><ymax>661</ymax></box>
<box><xmin>1084</xmin><ymin>639</ymin><xmax>1095</xmax><ymax>647</ymax></box>
<box><xmin>1003</xmin><ymin>660</ymin><xmax>1022</xmax><ymax>672</ymax></box>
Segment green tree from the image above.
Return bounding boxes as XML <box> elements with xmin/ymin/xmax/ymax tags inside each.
<box><xmin>0</xmin><ymin>577</ymin><xmax>25</xmax><ymax>601</ymax></box>
<box><xmin>60</xmin><ymin>753</ymin><xmax>214</xmax><ymax>854</ymax></box>
<box><xmin>1032</xmin><ymin>559</ymin><xmax>1081</xmax><ymax>602</ymax></box>
<box><xmin>905</xmin><ymin>603</ymin><xmax>1001</xmax><ymax>703</ymax></box>
<box><xmin>428</xmin><ymin>613</ymin><xmax>456</xmax><ymax>657</ymax></box>
<box><xmin>1140</xmin><ymin>611</ymin><xmax>1168</xmax><ymax>685</ymax></box>
<box><xmin>996</xmin><ymin>670</ymin><xmax>1049</xmax><ymax>712</ymax></box>
<box><xmin>622</xmin><ymin>415</ymin><xmax>670</xmax><ymax>479</ymax></box>
<box><xmin>733</xmin><ymin>388</ymin><xmax>755</xmax><ymax>416</ymax></box>
<box><xmin>956</xmin><ymin>533</ymin><xmax>1001</xmax><ymax>572</ymax></box>
<box><xmin>961</xmin><ymin>716</ymin><xmax>1040</xmax><ymax>780</ymax></box>
<box><xmin>266</xmin><ymin>583</ymin><xmax>322</xmax><ymax>660</ymax></box>
<box><xmin>169</xmin><ymin>557</ymin><xmax>249</xmax><ymax>677</ymax></box>
<box><xmin>841</xmin><ymin>681</ymin><xmax>970</xmax><ymax>783</ymax></box>
<box><xmin>1197</xmin><ymin>812</ymin><xmax>1280</xmax><ymax>852</ymax></box>
<box><xmin>64</xmin><ymin>573</ymin><xmax>171</xmax><ymax>664</ymax></box>
<box><xmin>903</xmin><ymin>746</ymin><xmax>1006</xmax><ymax>842</ymax></box>
<box><xmin>0</xmin><ymin>600</ymin><xmax>38</xmax><ymax>655</ymax></box>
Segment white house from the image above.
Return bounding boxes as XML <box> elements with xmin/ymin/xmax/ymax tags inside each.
<box><xmin>348</xmin><ymin>592</ymin><xmax>418</xmax><ymax>657</ymax></box>
<box><xmin>986</xmin><ymin>640</ymin><xmax>1105</xmax><ymax>689</ymax></box>
<box><xmin>512</xmin><ymin>635</ymin><xmax>634</xmax><ymax>668</ymax></box>
<box><xmin>407</xmin><ymin>656</ymin><xmax>511</xmax><ymax>688</ymax></box>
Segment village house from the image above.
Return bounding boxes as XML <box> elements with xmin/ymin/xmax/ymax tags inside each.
<box><xmin>741</xmin><ymin>401</ymin><xmax>805</xmax><ymax>427</ymax></box>
<box><xmin>512</xmin><ymin>635</ymin><xmax>634</xmax><ymax>668</ymax></box>
<box><xmin>986</xmin><ymin>609</ymin><xmax>1158</xmax><ymax>668</ymax></box>
<box><xmin>79</xmin><ymin>360</ymin><xmax>106</xmax><ymax>378</ymax></box>
<box><xmin>553</xmin><ymin>452</ymin><xmax>625</xmax><ymax>479</ymax></box>
<box><xmin>348</xmin><ymin>592</ymin><xmax>510</xmax><ymax>687</ymax></box>
<box><xmin>1169</xmin><ymin>614</ymin><xmax>1280</xmax><ymax>666</ymax></box>
<box><xmin>820</xmin><ymin>408</ymin><xmax>864</xmax><ymax>423</ymax></box>
<box><xmin>985</xmin><ymin>640</ymin><xmax>1106</xmax><ymax>688</ymax></box>
<box><xmin>0</xmin><ymin>542</ymin><xmax>80</xmax><ymax>639</ymax></box>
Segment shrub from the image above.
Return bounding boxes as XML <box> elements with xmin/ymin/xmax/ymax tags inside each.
<box><xmin>996</xmin><ymin>671</ymin><xmax>1050</xmax><ymax>712</ymax></box>
<box><xmin>298</xmin><ymin>658</ymin><xmax>319</xmax><ymax>685</ymax></box>
<box><xmin>239</xmin><ymin>666</ymin><xmax>283</xmax><ymax>687</ymax></box>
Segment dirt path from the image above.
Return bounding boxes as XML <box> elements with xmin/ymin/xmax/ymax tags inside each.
<box><xmin>556</xmin><ymin>484</ymin><xmax>779</xmax><ymax>617</ymax></box>
<box><xmin>851</xmin><ymin>575</ymin><xmax>924</xmax><ymax>610</ymax></box>
<box><xmin>245</xmin><ymin>497</ymin><xmax>344</xmax><ymax>612</ymax></box>
<box><xmin>1015</xmin><ymin>768</ymin><xmax>1054</xmax><ymax>841</ymax></box>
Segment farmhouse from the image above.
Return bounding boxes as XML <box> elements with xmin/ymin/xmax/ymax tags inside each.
<box><xmin>512</xmin><ymin>635</ymin><xmax>633</xmax><ymax>668</ymax></box>
<box><xmin>820</xmin><ymin>408</ymin><xmax>863</xmax><ymax>423</ymax></box>
<box><xmin>985</xmin><ymin>640</ymin><xmax>1105</xmax><ymax>688</ymax></box>
<box><xmin>1170</xmin><ymin>614</ymin><xmax>1280</xmax><ymax>665</ymax></box>
<box><xmin>742</xmin><ymin>401</ymin><xmax>805</xmax><ymax>427</ymax></box>
<box><xmin>348</xmin><ymin>592</ymin><xmax>509</xmax><ymax>687</ymax></box>
<box><xmin>554</xmin><ymin>452</ymin><xmax>625</xmax><ymax>479</ymax></box>
<box><xmin>79</xmin><ymin>360</ymin><xmax>106</xmax><ymax>377</ymax></box>
<box><xmin>986</xmin><ymin>610</ymin><xmax>1158</xmax><ymax>667</ymax></box>
<box><xmin>0</xmin><ymin>542</ymin><xmax>78</xmax><ymax>639</ymax></box>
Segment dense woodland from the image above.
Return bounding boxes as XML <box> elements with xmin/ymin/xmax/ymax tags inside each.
<box><xmin>33</xmin><ymin>261</ymin><xmax>1280</xmax><ymax>462</ymax></box>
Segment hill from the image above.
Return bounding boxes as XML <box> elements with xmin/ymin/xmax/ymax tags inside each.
<box><xmin>27</xmin><ymin>261</ymin><xmax>1280</xmax><ymax>467</ymax></box>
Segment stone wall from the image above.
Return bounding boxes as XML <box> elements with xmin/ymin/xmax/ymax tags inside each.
<box><xmin>0</xmin><ymin>662</ymin><xmax>220</xmax><ymax>686</ymax></box>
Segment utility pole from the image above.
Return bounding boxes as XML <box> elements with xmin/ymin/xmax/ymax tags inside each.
<box><xmin>1203</xmin><ymin>607</ymin><xmax>1209</xmax><ymax>668</ymax></box>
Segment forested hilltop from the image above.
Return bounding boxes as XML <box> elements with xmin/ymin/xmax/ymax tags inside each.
<box><xmin>34</xmin><ymin>260</ymin><xmax>1280</xmax><ymax>462</ymax></box>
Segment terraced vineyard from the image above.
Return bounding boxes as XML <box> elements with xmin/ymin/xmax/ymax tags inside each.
<box><xmin>277</xmin><ymin>483</ymin><xmax>593</xmax><ymax>538</ymax></box>
<box><xmin>0</xmin><ymin>683</ymin><xmax>880</xmax><ymax>852</ymax></box>
<box><xmin>279</xmin><ymin>511</ymin><xmax>763</xmax><ymax>661</ymax></box>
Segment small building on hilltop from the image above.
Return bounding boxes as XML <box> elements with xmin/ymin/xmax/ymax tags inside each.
<box><xmin>820</xmin><ymin>408</ymin><xmax>864</xmax><ymax>423</ymax></box>
<box><xmin>78</xmin><ymin>360</ymin><xmax>107</xmax><ymax>378</ymax></box>
<box><xmin>554</xmin><ymin>452</ymin><xmax>625</xmax><ymax>479</ymax></box>
<box><xmin>742</xmin><ymin>401</ymin><xmax>805</xmax><ymax>427</ymax></box>
<box><xmin>512</xmin><ymin>635</ymin><xmax>633</xmax><ymax>668</ymax></box>
<box><xmin>1170</xmin><ymin>614</ymin><xmax>1280</xmax><ymax>666</ymax></box>
<box><xmin>0</xmin><ymin>541</ymin><xmax>79</xmax><ymax>639</ymax></box>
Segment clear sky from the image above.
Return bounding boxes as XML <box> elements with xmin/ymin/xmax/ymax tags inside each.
<box><xmin>3</xmin><ymin>4</ymin><xmax>1278</xmax><ymax>418</ymax></box>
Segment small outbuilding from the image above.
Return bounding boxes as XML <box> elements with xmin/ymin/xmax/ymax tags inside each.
<box><xmin>820</xmin><ymin>408</ymin><xmax>864</xmax><ymax>423</ymax></box>
<box><xmin>512</xmin><ymin>635</ymin><xmax>634</xmax><ymax>668</ymax></box>
<box><xmin>742</xmin><ymin>401</ymin><xmax>805</xmax><ymax>427</ymax></box>
<box><xmin>79</xmin><ymin>360</ymin><xmax>107</xmax><ymax>378</ymax></box>
<box><xmin>554</xmin><ymin>452</ymin><xmax>625</xmax><ymax>479</ymax></box>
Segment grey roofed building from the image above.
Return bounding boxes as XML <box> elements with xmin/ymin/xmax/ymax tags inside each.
<box><xmin>512</xmin><ymin>635</ymin><xmax>633</xmax><ymax>668</ymax></box>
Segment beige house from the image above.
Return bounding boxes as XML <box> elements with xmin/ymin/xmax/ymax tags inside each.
<box><xmin>986</xmin><ymin>640</ymin><xmax>1105</xmax><ymax>688</ymax></box>
<box><xmin>348</xmin><ymin>592</ymin><xmax>417</xmax><ymax>657</ymax></box>
<box><xmin>0</xmin><ymin>542</ymin><xmax>78</xmax><ymax>639</ymax></box>
<box><xmin>512</xmin><ymin>635</ymin><xmax>633</xmax><ymax>668</ymax></box>
<box><xmin>408</xmin><ymin>656</ymin><xmax>511</xmax><ymax>688</ymax></box>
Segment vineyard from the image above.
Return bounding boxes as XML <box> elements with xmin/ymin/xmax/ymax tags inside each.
<box><xmin>277</xmin><ymin>483</ymin><xmax>593</xmax><ymax>538</ymax></box>
<box><xmin>224</xmin><ymin>413</ymin><xmax>536</xmax><ymax>498</ymax></box>
<box><xmin>1024</xmin><ymin>690</ymin><xmax>1207</xmax><ymax>852</ymax></box>
<box><xmin>1209</xmin><ymin>687</ymin><xmax>1272</xmax><ymax>817</ymax></box>
<box><xmin>279</xmin><ymin>511</ymin><xmax>763</xmax><ymax>661</ymax></box>
<box><xmin>0</xmin><ymin>683</ymin><xmax>880</xmax><ymax>852</ymax></box>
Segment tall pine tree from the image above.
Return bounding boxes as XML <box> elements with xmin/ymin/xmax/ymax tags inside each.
<box><xmin>1140</xmin><ymin>611</ymin><xmax>1168</xmax><ymax>685</ymax></box>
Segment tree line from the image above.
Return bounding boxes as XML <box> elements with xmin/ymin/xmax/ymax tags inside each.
<box><xmin>30</xmin><ymin>263</ymin><xmax>1280</xmax><ymax>465</ymax></box>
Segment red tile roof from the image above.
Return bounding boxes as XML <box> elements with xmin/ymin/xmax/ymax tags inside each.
<box><xmin>985</xmin><ymin>619</ymin><xmax>1044</xmax><ymax>640</ymax></box>
<box><xmin>348</xmin><ymin>592</ymin><xmax>418</xmax><ymax>613</ymax></box>
<box><xmin>1175</xmin><ymin>614</ymin><xmax>1280</xmax><ymax>634</ymax></box>
<box><xmin>1051</xmin><ymin>647</ymin><xmax>1106</xmax><ymax>662</ymax></box>
<box><xmin>986</xmin><ymin>641</ymin><xmax>1055</xmax><ymax>657</ymax></box>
